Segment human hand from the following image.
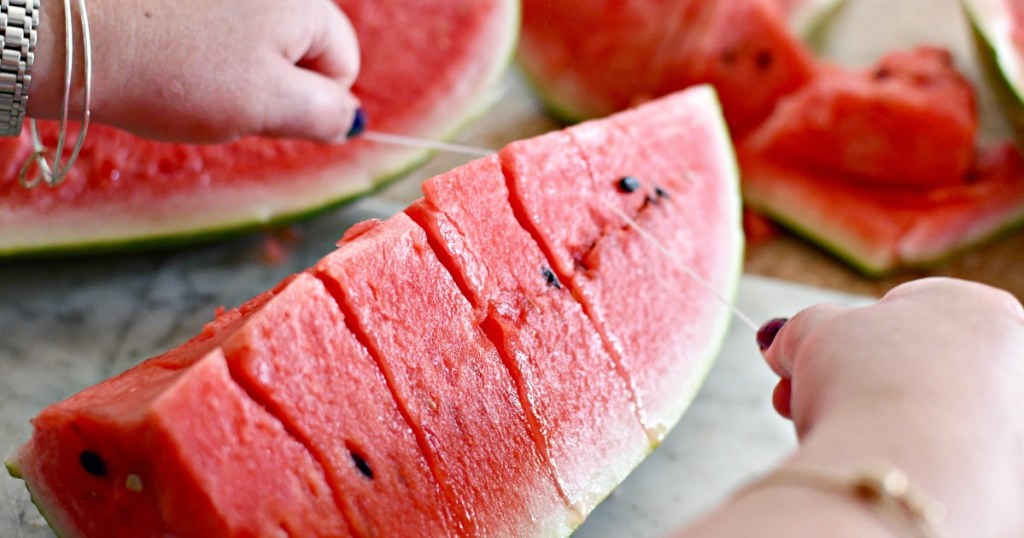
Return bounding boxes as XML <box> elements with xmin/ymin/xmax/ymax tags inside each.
<box><xmin>759</xmin><ymin>277</ymin><xmax>1024</xmax><ymax>536</ymax></box>
<box><xmin>27</xmin><ymin>0</ymin><xmax>361</xmax><ymax>143</ymax></box>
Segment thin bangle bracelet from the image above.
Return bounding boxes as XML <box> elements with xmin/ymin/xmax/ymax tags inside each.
<box><xmin>19</xmin><ymin>0</ymin><xmax>90</xmax><ymax>189</ymax></box>
<box><xmin>735</xmin><ymin>463</ymin><xmax>946</xmax><ymax>538</ymax></box>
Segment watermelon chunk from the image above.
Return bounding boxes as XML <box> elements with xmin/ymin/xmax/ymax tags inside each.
<box><xmin>741</xmin><ymin>143</ymin><xmax>1024</xmax><ymax>274</ymax></box>
<box><xmin>0</xmin><ymin>0</ymin><xmax>517</xmax><ymax>257</ymax></box>
<box><xmin>405</xmin><ymin>156</ymin><xmax>650</xmax><ymax>517</ymax></box>
<box><xmin>518</xmin><ymin>0</ymin><xmax>815</xmax><ymax>135</ymax></box>
<box><xmin>742</xmin><ymin>47</ymin><xmax>978</xmax><ymax>189</ymax></box>
<box><xmin>8</xmin><ymin>86</ymin><xmax>743</xmax><ymax>536</ymax></box>
<box><xmin>13</xmin><ymin>352</ymin><xmax>348</xmax><ymax>537</ymax></box>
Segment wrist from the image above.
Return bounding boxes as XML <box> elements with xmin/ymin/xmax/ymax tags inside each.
<box><xmin>791</xmin><ymin>401</ymin><xmax>1024</xmax><ymax>537</ymax></box>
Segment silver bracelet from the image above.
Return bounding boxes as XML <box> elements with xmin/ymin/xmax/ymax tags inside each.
<box><xmin>19</xmin><ymin>0</ymin><xmax>91</xmax><ymax>189</ymax></box>
<box><xmin>0</xmin><ymin>0</ymin><xmax>39</xmax><ymax>137</ymax></box>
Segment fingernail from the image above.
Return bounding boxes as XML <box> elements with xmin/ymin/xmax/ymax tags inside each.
<box><xmin>756</xmin><ymin>317</ymin><xmax>788</xmax><ymax>351</ymax></box>
<box><xmin>347</xmin><ymin>107</ymin><xmax>367</xmax><ymax>138</ymax></box>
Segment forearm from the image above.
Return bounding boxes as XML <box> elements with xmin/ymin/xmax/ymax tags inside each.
<box><xmin>676</xmin><ymin>400</ymin><xmax>1024</xmax><ymax>538</ymax></box>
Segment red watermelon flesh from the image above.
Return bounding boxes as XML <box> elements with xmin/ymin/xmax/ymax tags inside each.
<box><xmin>219</xmin><ymin>273</ymin><xmax>456</xmax><ymax>537</ymax></box>
<box><xmin>14</xmin><ymin>351</ymin><xmax>348</xmax><ymax>537</ymax></box>
<box><xmin>740</xmin><ymin>142</ymin><xmax>1024</xmax><ymax>274</ymax></box>
<box><xmin>742</xmin><ymin>47</ymin><xmax>978</xmax><ymax>189</ymax></box>
<box><xmin>0</xmin><ymin>0</ymin><xmax>517</xmax><ymax>256</ymax></box>
<box><xmin>405</xmin><ymin>156</ymin><xmax>650</xmax><ymax>516</ymax></box>
<box><xmin>313</xmin><ymin>213</ymin><xmax>572</xmax><ymax>537</ymax></box>
<box><xmin>499</xmin><ymin>86</ymin><xmax>743</xmax><ymax>437</ymax></box>
<box><xmin>9</xmin><ymin>86</ymin><xmax>743</xmax><ymax>537</ymax></box>
<box><xmin>518</xmin><ymin>0</ymin><xmax>815</xmax><ymax>135</ymax></box>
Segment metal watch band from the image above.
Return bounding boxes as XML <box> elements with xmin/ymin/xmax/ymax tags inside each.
<box><xmin>0</xmin><ymin>0</ymin><xmax>38</xmax><ymax>136</ymax></box>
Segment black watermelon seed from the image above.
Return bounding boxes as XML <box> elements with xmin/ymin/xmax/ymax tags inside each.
<box><xmin>617</xmin><ymin>176</ymin><xmax>641</xmax><ymax>193</ymax></box>
<box><xmin>350</xmin><ymin>451</ymin><xmax>374</xmax><ymax>480</ymax></box>
<box><xmin>655</xmin><ymin>186</ymin><xmax>668</xmax><ymax>199</ymax></box>
<box><xmin>542</xmin><ymin>267</ymin><xmax>562</xmax><ymax>289</ymax></box>
<box><xmin>756</xmin><ymin>50</ymin><xmax>773</xmax><ymax>70</ymax></box>
<box><xmin>79</xmin><ymin>451</ymin><xmax>107</xmax><ymax>477</ymax></box>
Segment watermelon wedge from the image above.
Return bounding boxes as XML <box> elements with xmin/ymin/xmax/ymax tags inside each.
<box><xmin>740</xmin><ymin>43</ymin><xmax>1024</xmax><ymax>275</ymax></box>
<box><xmin>517</xmin><ymin>0</ymin><xmax>817</xmax><ymax>134</ymax></box>
<box><xmin>7</xmin><ymin>86</ymin><xmax>743</xmax><ymax>536</ymax></box>
<box><xmin>964</xmin><ymin>0</ymin><xmax>1024</xmax><ymax>146</ymax></box>
<box><xmin>0</xmin><ymin>0</ymin><xmax>517</xmax><ymax>257</ymax></box>
<box><xmin>741</xmin><ymin>143</ymin><xmax>1024</xmax><ymax>275</ymax></box>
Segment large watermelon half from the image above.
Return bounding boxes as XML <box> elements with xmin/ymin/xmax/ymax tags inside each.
<box><xmin>517</xmin><ymin>0</ymin><xmax>821</xmax><ymax>135</ymax></box>
<box><xmin>964</xmin><ymin>0</ymin><xmax>1024</xmax><ymax>146</ymax></box>
<box><xmin>0</xmin><ymin>0</ymin><xmax>517</xmax><ymax>257</ymax></box>
<box><xmin>6</xmin><ymin>86</ymin><xmax>743</xmax><ymax>537</ymax></box>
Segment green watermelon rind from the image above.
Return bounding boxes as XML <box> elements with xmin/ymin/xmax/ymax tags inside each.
<box><xmin>6</xmin><ymin>456</ymin><xmax>73</xmax><ymax>538</ymax></box>
<box><xmin>0</xmin><ymin>151</ymin><xmax>433</xmax><ymax>259</ymax></box>
<box><xmin>745</xmin><ymin>170</ymin><xmax>1024</xmax><ymax>277</ymax></box>
<box><xmin>963</xmin><ymin>0</ymin><xmax>1024</xmax><ymax>148</ymax></box>
<box><xmin>1</xmin><ymin>0</ymin><xmax>519</xmax><ymax>258</ymax></box>
<box><xmin>659</xmin><ymin>90</ymin><xmax>745</xmax><ymax>441</ymax></box>
<box><xmin>789</xmin><ymin>0</ymin><xmax>848</xmax><ymax>51</ymax></box>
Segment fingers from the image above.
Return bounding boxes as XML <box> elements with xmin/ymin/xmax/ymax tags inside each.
<box><xmin>760</xmin><ymin>303</ymin><xmax>848</xmax><ymax>378</ymax></box>
<box><xmin>258</xmin><ymin>0</ymin><xmax>362</xmax><ymax>142</ymax></box>
<box><xmin>258</xmin><ymin>58</ymin><xmax>362</xmax><ymax>142</ymax></box>
<box><xmin>299</xmin><ymin>0</ymin><xmax>361</xmax><ymax>87</ymax></box>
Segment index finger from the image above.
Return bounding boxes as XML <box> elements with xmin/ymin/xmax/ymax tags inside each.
<box><xmin>760</xmin><ymin>303</ymin><xmax>849</xmax><ymax>379</ymax></box>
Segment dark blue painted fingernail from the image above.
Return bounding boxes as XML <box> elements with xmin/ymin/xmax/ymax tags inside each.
<box><xmin>757</xmin><ymin>318</ymin><xmax>788</xmax><ymax>351</ymax></box>
<box><xmin>347</xmin><ymin>107</ymin><xmax>367</xmax><ymax>138</ymax></box>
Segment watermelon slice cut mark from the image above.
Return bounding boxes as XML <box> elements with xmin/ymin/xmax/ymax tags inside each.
<box><xmin>405</xmin><ymin>164</ymin><xmax>650</xmax><ymax>520</ymax></box>
<box><xmin>496</xmin><ymin>154</ymin><xmax>654</xmax><ymax>440</ymax></box>
<box><xmin>404</xmin><ymin>195</ymin><xmax>574</xmax><ymax>512</ymax></box>
<box><xmin>219</xmin><ymin>342</ymin><xmax>360</xmax><ymax>536</ymax></box>
<box><xmin>309</xmin><ymin>270</ymin><xmax>465</xmax><ymax>532</ymax></box>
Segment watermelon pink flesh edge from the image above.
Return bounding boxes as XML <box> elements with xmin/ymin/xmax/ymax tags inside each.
<box><xmin>9</xmin><ymin>86</ymin><xmax>743</xmax><ymax>536</ymax></box>
<box><xmin>740</xmin><ymin>143</ymin><xmax>1024</xmax><ymax>275</ymax></box>
<box><xmin>405</xmin><ymin>156</ymin><xmax>650</xmax><ymax>516</ymax></box>
<box><xmin>0</xmin><ymin>0</ymin><xmax>518</xmax><ymax>256</ymax></box>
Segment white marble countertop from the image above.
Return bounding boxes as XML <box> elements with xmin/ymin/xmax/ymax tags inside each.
<box><xmin>0</xmin><ymin>195</ymin><xmax>871</xmax><ymax>537</ymax></box>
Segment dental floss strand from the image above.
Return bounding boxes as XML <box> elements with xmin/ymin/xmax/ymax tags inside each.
<box><xmin>355</xmin><ymin>132</ymin><xmax>759</xmax><ymax>333</ymax></box>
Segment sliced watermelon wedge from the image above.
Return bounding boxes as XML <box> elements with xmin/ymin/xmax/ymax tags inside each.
<box><xmin>0</xmin><ymin>0</ymin><xmax>517</xmax><ymax>257</ymax></box>
<box><xmin>8</xmin><ymin>86</ymin><xmax>742</xmax><ymax>536</ymax></box>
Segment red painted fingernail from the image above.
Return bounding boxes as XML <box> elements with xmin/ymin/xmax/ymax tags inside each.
<box><xmin>757</xmin><ymin>317</ymin><xmax>788</xmax><ymax>351</ymax></box>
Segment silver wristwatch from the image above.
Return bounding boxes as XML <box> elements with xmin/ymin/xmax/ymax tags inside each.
<box><xmin>0</xmin><ymin>0</ymin><xmax>38</xmax><ymax>136</ymax></box>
